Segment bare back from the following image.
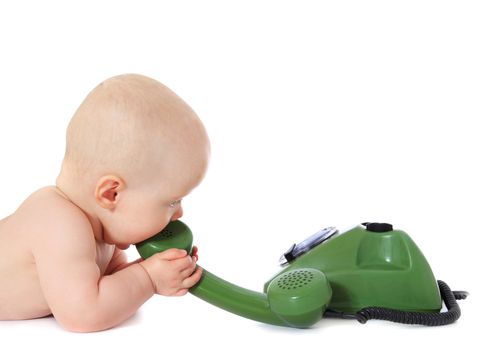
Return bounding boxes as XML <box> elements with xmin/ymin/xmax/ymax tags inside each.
<box><xmin>0</xmin><ymin>186</ymin><xmax>114</xmax><ymax>320</ymax></box>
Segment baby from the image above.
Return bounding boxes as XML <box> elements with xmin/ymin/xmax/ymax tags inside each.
<box><xmin>0</xmin><ymin>74</ymin><xmax>210</xmax><ymax>332</ymax></box>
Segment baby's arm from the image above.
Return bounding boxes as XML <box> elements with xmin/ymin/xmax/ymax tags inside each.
<box><xmin>106</xmin><ymin>245</ymin><xmax>199</xmax><ymax>275</ymax></box>
<box><xmin>32</xmin><ymin>205</ymin><xmax>154</xmax><ymax>332</ymax></box>
<box><xmin>105</xmin><ymin>247</ymin><xmax>141</xmax><ymax>274</ymax></box>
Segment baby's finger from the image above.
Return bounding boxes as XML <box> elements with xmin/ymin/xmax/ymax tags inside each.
<box><xmin>172</xmin><ymin>255</ymin><xmax>194</xmax><ymax>271</ymax></box>
<box><xmin>156</xmin><ymin>248</ymin><xmax>187</xmax><ymax>261</ymax></box>
<box><xmin>180</xmin><ymin>259</ymin><xmax>197</xmax><ymax>278</ymax></box>
<box><xmin>182</xmin><ymin>266</ymin><xmax>203</xmax><ymax>288</ymax></box>
<box><xmin>191</xmin><ymin>246</ymin><xmax>198</xmax><ymax>257</ymax></box>
<box><xmin>173</xmin><ymin>288</ymin><xmax>188</xmax><ymax>297</ymax></box>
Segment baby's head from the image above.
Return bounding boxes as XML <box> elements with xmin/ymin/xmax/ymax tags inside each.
<box><xmin>56</xmin><ymin>74</ymin><xmax>210</xmax><ymax>247</ymax></box>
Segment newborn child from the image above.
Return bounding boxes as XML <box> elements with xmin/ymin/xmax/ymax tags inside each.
<box><xmin>0</xmin><ymin>74</ymin><xmax>210</xmax><ymax>332</ymax></box>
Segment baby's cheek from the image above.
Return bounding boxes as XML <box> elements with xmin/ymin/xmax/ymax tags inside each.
<box><xmin>128</xmin><ymin>204</ymin><xmax>169</xmax><ymax>240</ymax></box>
<box><xmin>138</xmin><ymin>217</ymin><xmax>169</xmax><ymax>241</ymax></box>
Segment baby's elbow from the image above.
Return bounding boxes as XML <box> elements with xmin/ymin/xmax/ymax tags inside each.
<box><xmin>60</xmin><ymin>320</ymin><xmax>109</xmax><ymax>333</ymax></box>
<box><xmin>55</xmin><ymin>309</ymin><xmax>115</xmax><ymax>333</ymax></box>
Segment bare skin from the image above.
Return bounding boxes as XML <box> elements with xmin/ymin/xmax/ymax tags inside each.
<box><xmin>0</xmin><ymin>74</ymin><xmax>210</xmax><ymax>332</ymax></box>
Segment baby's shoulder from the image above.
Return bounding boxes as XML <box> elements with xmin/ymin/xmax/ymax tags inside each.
<box><xmin>31</xmin><ymin>186</ymin><xmax>68</xmax><ymax>201</ymax></box>
<box><xmin>14</xmin><ymin>186</ymin><xmax>90</xmax><ymax>233</ymax></box>
<box><xmin>16</xmin><ymin>186</ymin><xmax>73</xmax><ymax>212</ymax></box>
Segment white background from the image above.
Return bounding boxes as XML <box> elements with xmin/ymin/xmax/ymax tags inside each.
<box><xmin>0</xmin><ymin>1</ymin><xmax>477</xmax><ymax>349</ymax></box>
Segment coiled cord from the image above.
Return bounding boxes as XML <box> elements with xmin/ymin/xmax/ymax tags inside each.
<box><xmin>325</xmin><ymin>280</ymin><xmax>468</xmax><ymax>326</ymax></box>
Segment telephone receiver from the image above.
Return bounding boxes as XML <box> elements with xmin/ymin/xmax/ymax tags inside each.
<box><xmin>136</xmin><ymin>220</ymin><xmax>467</xmax><ymax>328</ymax></box>
<box><xmin>136</xmin><ymin>220</ymin><xmax>331</xmax><ymax>328</ymax></box>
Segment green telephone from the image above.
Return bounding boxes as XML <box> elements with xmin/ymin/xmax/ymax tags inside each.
<box><xmin>136</xmin><ymin>220</ymin><xmax>467</xmax><ymax>328</ymax></box>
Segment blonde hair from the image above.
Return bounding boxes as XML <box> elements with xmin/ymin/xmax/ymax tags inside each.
<box><xmin>59</xmin><ymin>74</ymin><xmax>203</xmax><ymax>188</ymax></box>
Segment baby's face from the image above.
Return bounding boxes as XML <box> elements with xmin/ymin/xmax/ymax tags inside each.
<box><xmin>98</xmin><ymin>144</ymin><xmax>209</xmax><ymax>249</ymax></box>
<box><xmin>108</xmin><ymin>180</ymin><xmax>186</xmax><ymax>249</ymax></box>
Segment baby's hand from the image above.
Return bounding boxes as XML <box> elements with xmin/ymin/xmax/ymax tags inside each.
<box><xmin>139</xmin><ymin>248</ymin><xmax>202</xmax><ymax>296</ymax></box>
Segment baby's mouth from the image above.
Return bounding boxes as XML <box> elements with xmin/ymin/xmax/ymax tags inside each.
<box><xmin>118</xmin><ymin>244</ymin><xmax>131</xmax><ymax>250</ymax></box>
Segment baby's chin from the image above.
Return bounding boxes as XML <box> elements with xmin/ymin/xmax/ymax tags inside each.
<box><xmin>116</xmin><ymin>243</ymin><xmax>131</xmax><ymax>250</ymax></box>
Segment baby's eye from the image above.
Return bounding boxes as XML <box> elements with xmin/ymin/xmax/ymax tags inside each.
<box><xmin>168</xmin><ymin>199</ymin><xmax>182</xmax><ymax>208</ymax></box>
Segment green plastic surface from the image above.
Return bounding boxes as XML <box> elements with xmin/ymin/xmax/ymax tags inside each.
<box><xmin>135</xmin><ymin>220</ymin><xmax>441</xmax><ymax>328</ymax></box>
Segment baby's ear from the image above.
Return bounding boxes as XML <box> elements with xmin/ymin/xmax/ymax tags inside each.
<box><xmin>95</xmin><ymin>175</ymin><xmax>125</xmax><ymax>209</ymax></box>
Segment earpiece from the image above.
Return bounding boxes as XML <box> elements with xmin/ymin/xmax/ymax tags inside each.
<box><xmin>267</xmin><ymin>268</ymin><xmax>331</xmax><ymax>327</ymax></box>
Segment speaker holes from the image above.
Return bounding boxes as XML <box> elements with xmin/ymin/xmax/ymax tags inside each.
<box><xmin>276</xmin><ymin>270</ymin><xmax>314</xmax><ymax>290</ymax></box>
<box><xmin>159</xmin><ymin>229</ymin><xmax>174</xmax><ymax>239</ymax></box>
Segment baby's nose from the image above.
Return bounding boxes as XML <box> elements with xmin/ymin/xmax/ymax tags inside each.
<box><xmin>171</xmin><ymin>206</ymin><xmax>183</xmax><ymax>221</ymax></box>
